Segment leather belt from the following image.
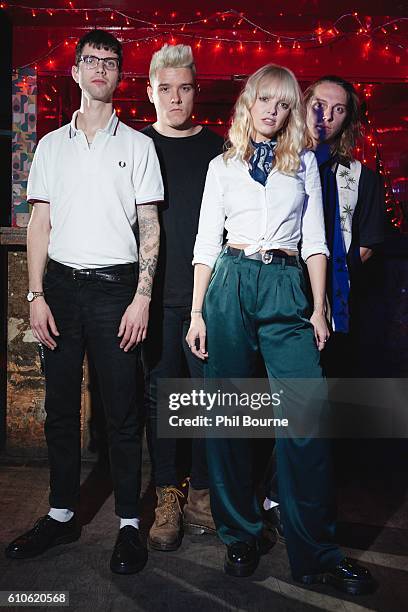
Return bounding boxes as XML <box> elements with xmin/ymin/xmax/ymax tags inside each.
<box><xmin>47</xmin><ymin>259</ymin><xmax>137</xmax><ymax>282</ymax></box>
<box><xmin>225</xmin><ymin>246</ymin><xmax>299</xmax><ymax>266</ymax></box>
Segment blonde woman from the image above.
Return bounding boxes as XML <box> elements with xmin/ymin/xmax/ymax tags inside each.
<box><xmin>186</xmin><ymin>65</ymin><xmax>376</xmax><ymax>594</ymax></box>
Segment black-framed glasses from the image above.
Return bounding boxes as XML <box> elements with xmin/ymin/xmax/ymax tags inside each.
<box><xmin>79</xmin><ymin>55</ymin><xmax>120</xmax><ymax>71</ymax></box>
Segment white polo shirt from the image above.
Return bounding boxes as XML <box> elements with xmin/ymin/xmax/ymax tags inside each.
<box><xmin>27</xmin><ymin>111</ymin><xmax>164</xmax><ymax>269</ymax></box>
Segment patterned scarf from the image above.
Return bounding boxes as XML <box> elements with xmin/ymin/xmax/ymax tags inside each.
<box><xmin>316</xmin><ymin>143</ymin><xmax>350</xmax><ymax>333</ymax></box>
<box><xmin>248</xmin><ymin>139</ymin><xmax>277</xmax><ymax>186</ymax></box>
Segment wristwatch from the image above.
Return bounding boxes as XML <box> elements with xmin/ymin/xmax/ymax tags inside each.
<box><xmin>27</xmin><ymin>291</ymin><xmax>44</xmax><ymax>302</ymax></box>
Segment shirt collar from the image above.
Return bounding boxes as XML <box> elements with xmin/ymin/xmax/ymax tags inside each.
<box><xmin>69</xmin><ymin>110</ymin><xmax>119</xmax><ymax>138</ymax></box>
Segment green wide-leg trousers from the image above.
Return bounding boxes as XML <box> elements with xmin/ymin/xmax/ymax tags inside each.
<box><xmin>204</xmin><ymin>251</ymin><xmax>343</xmax><ymax>577</ymax></box>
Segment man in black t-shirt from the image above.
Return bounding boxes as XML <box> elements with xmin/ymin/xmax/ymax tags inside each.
<box><xmin>142</xmin><ymin>44</ymin><xmax>224</xmax><ymax>552</ymax></box>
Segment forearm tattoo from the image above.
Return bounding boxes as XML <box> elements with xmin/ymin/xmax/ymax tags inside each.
<box><xmin>136</xmin><ymin>203</ymin><xmax>160</xmax><ymax>298</ymax></box>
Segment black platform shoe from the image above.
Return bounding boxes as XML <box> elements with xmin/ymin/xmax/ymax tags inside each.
<box><xmin>295</xmin><ymin>557</ymin><xmax>378</xmax><ymax>595</ymax></box>
<box><xmin>110</xmin><ymin>526</ymin><xmax>148</xmax><ymax>574</ymax></box>
<box><xmin>5</xmin><ymin>515</ymin><xmax>81</xmax><ymax>559</ymax></box>
<box><xmin>224</xmin><ymin>541</ymin><xmax>259</xmax><ymax>578</ymax></box>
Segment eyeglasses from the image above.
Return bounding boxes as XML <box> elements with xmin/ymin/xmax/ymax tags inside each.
<box><xmin>79</xmin><ymin>55</ymin><xmax>120</xmax><ymax>71</ymax></box>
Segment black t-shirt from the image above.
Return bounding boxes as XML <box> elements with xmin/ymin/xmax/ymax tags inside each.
<box><xmin>142</xmin><ymin>125</ymin><xmax>224</xmax><ymax>307</ymax></box>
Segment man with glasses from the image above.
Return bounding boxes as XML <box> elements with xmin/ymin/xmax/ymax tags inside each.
<box><xmin>5</xmin><ymin>30</ymin><xmax>163</xmax><ymax>575</ymax></box>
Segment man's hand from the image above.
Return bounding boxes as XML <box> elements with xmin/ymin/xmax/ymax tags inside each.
<box><xmin>30</xmin><ymin>297</ymin><xmax>59</xmax><ymax>350</ymax></box>
<box><xmin>360</xmin><ymin>246</ymin><xmax>373</xmax><ymax>263</ymax></box>
<box><xmin>118</xmin><ymin>294</ymin><xmax>150</xmax><ymax>352</ymax></box>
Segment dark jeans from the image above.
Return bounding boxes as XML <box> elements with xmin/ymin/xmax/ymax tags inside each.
<box><xmin>142</xmin><ymin>305</ymin><xmax>209</xmax><ymax>489</ymax></box>
<box><xmin>43</xmin><ymin>259</ymin><xmax>143</xmax><ymax>518</ymax></box>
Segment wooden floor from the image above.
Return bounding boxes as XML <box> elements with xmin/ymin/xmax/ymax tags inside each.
<box><xmin>0</xmin><ymin>445</ymin><xmax>407</xmax><ymax>612</ymax></box>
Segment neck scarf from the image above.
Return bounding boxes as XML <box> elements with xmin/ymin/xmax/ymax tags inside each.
<box><xmin>316</xmin><ymin>143</ymin><xmax>350</xmax><ymax>333</ymax></box>
<box><xmin>248</xmin><ymin>139</ymin><xmax>277</xmax><ymax>186</ymax></box>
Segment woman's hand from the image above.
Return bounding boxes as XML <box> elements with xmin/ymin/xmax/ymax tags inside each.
<box><xmin>310</xmin><ymin>310</ymin><xmax>330</xmax><ymax>352</ymax></box>
<box><xmin>186</xmin><ymin>314</ymin><xmax>208</xmax><ymax>360</ymax></box>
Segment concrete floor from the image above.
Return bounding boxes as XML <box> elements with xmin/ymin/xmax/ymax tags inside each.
<box><xmin>0</xmin><ymin>443</ymin><xmax>407</xmax><ymax>612</ymax></box>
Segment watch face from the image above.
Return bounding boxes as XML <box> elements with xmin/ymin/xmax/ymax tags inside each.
<box><xmin>27</xmin><ymin>291</ymin><xmax>34</xmax><ymax>302</ymax></box>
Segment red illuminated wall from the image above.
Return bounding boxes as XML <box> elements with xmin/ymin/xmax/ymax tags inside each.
<box><xmin>6</xmin><ymin>2</ymin><xmax>408</xmax><ymax>227</ymax></box>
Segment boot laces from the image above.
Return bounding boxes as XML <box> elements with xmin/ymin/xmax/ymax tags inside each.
<box><xmin>157</xmin><ymin>486</ymin><xmax>184</xmax><ymax>524</ymax></box>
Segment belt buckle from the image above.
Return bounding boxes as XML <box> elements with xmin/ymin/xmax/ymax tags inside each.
<box><xmin>262</xmin><ymin>251</ymin><xmax>273</xmax><ymax>264</ymax></box>
<box><xmin>72</xmin><ymin>269</ymin><xmax>90</xmax><ymax>279</ymax></box>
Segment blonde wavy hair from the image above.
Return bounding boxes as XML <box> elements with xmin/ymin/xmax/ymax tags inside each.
<box><xmin>149</xmin><ymin>44</ymin><xmax>196</xmax><ymax>85</ymax></box>
<box><xmin>224</xmin><ymin>64</ymin><xmax>306</xmax><ymax>175</ymax></box>
<box><xmin>304</xmin><ymin>76</ymin><xmax>362</xmax><ymax>162</ymax></box>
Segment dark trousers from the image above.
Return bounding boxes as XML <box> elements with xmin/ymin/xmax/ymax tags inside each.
<box><xmin>43</xmin><ymin>260</ymin><xmax>143</xmax><ymax>518</ymax></box>
<box><xmin>142</xmin><ymin>305</ymin><xmax>209</xmax><ymax>489</ymax></box>
<box><xmin>204</xmin><ymin>251</ymin><xmax>343</xmax><ymax>577</ymax></box>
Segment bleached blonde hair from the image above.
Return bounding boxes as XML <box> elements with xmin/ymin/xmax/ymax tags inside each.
<box><xmin>149</xmin><ymin>44</ymin><xmax>196</xmax><ymax>85</ymax></box>
<box><xmin>224</xmin><ymin>64</ymin><xmax>307</xmax><ymax>175</ymax></box>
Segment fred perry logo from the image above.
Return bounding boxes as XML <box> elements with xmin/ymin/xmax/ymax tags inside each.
<box><xmin>119</xmin><ymin>161</ymin><xmax>126</xmax><ymax>168</ymax></box>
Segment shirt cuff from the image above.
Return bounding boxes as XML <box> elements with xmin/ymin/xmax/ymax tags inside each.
<box><xmin>27</xmin><ymin>194</ymin><xmax>50</xmax><ymax>203</ymax></box>
<box><xmin>301</xmin><ymin>246</ymin><xmax>330</xmax><ymax>261</ymax></box>
<box><xmin>192</xmin><ymin>254</ymin><xmax>218</xmax><ymax>269</ymax></box>
<box><xmin>136</xmin><ymin>194</ymin><xmax>164</xmax><ymax>205</ymax></box>
<box><xmin>359</xmin><ymin>236</ymin><xmax>384</xmax><ymax>247</ymax></box>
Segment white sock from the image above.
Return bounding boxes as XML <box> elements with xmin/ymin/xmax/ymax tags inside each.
<box><xmin>48</xmin><ymin>508</ymin><xmax>74</xmax><ymax>522</ymax></box>
<box><xmin>263</xmin><ymin>498</ymin><xmax>279</xmax><ymax>511</ymax></box>
<box><xmin>120</xmin><ymin>518</ymin><xmax>140</xmax><ymax>530</ymax></box>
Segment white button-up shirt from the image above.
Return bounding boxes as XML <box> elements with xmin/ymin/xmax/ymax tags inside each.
<box><xmin>193</xmin><ymin>150</ymin><xmax>329</xmax><ymax>269</ymax></box>
<box><xmin>27</xmin><ymin>111</ymin><xmax>163</xmax><ymax>269</ymax></box>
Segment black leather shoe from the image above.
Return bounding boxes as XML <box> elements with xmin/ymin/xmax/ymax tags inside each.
<box><xmin>5</xmin><ymin>515</ymin><xmax>81</xmax><ymax>559</ymax></box>
<box><xmin>224</xmin><ymin>541</ymin><xmax>259</xmax><ymax>577</ymax></box>
<box><xmin>295</xmin><ymin>557</ymin><xmax>378</xmax><ymax>596</ymax></box>
<box><xmin>110</xmin><ymin>526</ymin><xmax>148</xmax><ymax>574</ymax></box>
<box><xmin>264</xmin><ymin>505</ymin><xmax>285</xmax><ymax>542</ymax></box>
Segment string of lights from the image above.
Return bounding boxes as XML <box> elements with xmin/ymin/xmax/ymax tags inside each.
<box><xmin>2</xmin><ymin>3</ymin><xmax>407</xmax><ymax>71</ymax></box>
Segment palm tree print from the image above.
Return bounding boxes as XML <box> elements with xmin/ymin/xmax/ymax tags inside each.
<box><xmin>339</xmin><ymin>168</ymin><xmax>356</xmax><ymax>191</ymax></box>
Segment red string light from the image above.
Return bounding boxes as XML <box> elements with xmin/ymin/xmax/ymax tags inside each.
<box><xmin>4</xmin><ymin>6</ymin><xmax>407</xmax><ymax>64</ymax></box>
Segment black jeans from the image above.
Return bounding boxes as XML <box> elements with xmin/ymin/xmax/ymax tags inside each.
<box><xmin>142</xmin><ymin>305</ymin><xmax>209</xmax><ymax>489</ymax></box>
<box><xmin>43</xmin><ymin>260</ymin><xmax>143</xmax><ymax>518</ymax></box>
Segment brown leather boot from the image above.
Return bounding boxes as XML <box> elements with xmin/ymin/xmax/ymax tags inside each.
<box><xmin>183</xmin><ymin>486</ymin><xmax>216</xmax><ymax>535</ymax></box>
<box><xmin>148</xmin><ymin>486</ymin><xmax>184</xmax><ymax>551</ymax></box>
